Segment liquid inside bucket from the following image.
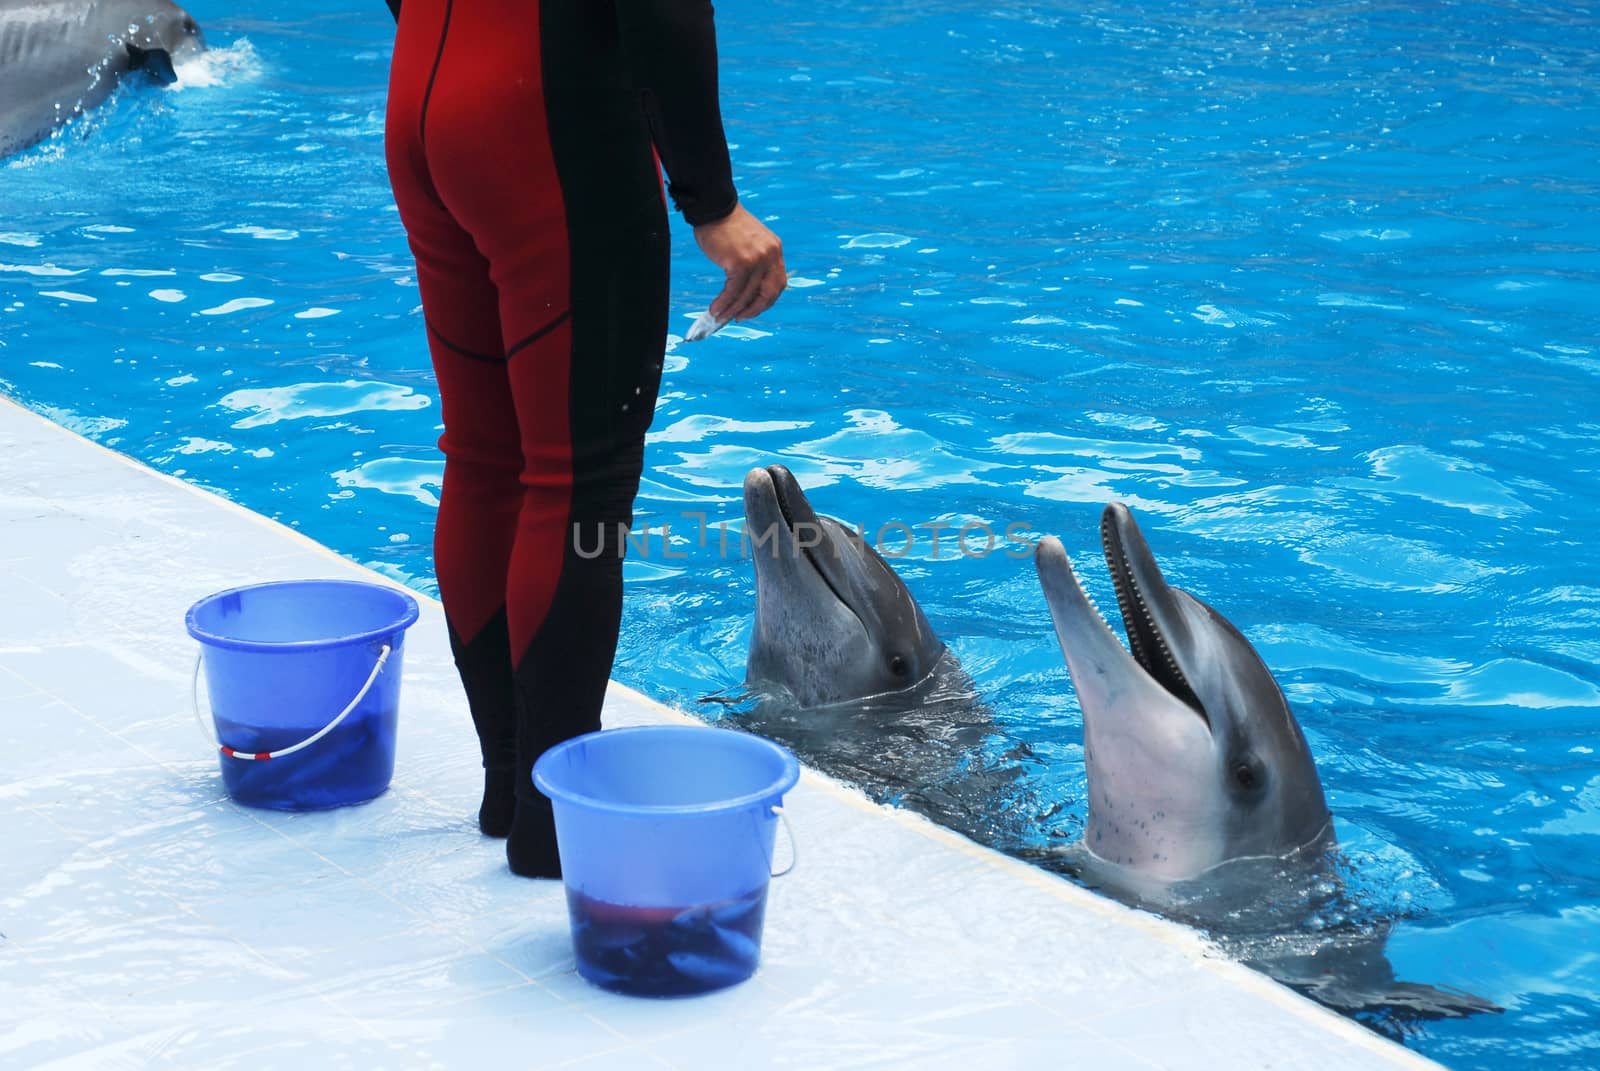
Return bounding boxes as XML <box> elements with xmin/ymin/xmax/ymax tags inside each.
<box><xmin>567</xmin><ymin>886</ymin><xmax>769</xmax><ymax>997</ymax></box>
<box><xmin>534</xmin><ymin>725</ymin><xmax>800</xmax><ymax>998</ymax></box>
<box><xmin>212</xmin><ymin>704</ymin><xmax>399</xmax><ymax>810</ymax></box>
<box><xmin>188</xmin><ymin>580</ymin><xmax>418</xmax><ymax>811</ymax></box>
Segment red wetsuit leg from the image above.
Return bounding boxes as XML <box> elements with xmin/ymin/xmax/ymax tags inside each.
<box><xmin>385</xmin><ymin>0</ymin><xmax>669</xmax><ymax>870</ymax></box>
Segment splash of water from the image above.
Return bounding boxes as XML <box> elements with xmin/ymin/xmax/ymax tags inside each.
<box><xmin>172</xmin><ymin>38</ymin><xmax>262</xmax><ymax>91</ymax></box>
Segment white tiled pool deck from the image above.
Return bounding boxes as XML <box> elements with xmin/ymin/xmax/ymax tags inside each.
<box><xmin>0</xmin><ymin>394</ymin><xmax>1446</xmax><ymax>1070</ymax></box>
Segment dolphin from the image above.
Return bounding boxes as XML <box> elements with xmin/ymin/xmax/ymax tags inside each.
<box><xmin>1034</xmin><ymin>502</ymin><xmax>1499</xmax><ymax>1026</ymax></box>
<box><xmin>0</xmin><ymin>0</ymin><xmax>205</xmax><ymax>159</ymax></box>
<box><xmin>742</xmin><ymin>463</ymin><xmax>947</xmax><ymax>709</ymax></box>
<box><xmin>733</xmin><ymin>464</ymin><xmax>1035</xmax><ymax>842</ymax></box>
<box><xmin>1035</xmin><ymin>502</ymin><xmax>1332</xmax><ymax>885</ymax></box>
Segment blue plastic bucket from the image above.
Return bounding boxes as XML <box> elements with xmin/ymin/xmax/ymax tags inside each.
<box><xmin>186</xmin><ymin>579</ymin><xmax>420</xmax><ymax>811</ymax></box>
<box><xmin>533</xmin><ymin>725</ymin><xmax>801</xmax><ymax>997</ymax></box>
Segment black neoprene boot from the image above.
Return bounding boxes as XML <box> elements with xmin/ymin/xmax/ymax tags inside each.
<box><xmin>506</xmin><ymin>652</ymin><xmax>581</xmax><ymax>879</ymax></box>
<box><xmin>504</xmin><ymin>553</ymin><xmax>622</xmax><ymax>878</ymax></box>
<box><xmin>448</xmin><ymin>608</ymin><xmax>518</xmax><ymax>838</ymax></box>
<box><xmin>506</xmin><ymin>788</ymin><xmax>563</xmax><ymax>879</ymax></box>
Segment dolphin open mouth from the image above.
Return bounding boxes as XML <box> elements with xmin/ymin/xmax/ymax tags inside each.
<box><xmin>1099</xmin><ymin>506</ymin><xmax>1207</xmax><ymax>723</ymax></box>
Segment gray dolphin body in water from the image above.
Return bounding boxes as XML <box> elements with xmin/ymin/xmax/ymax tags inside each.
<box><xmin>1035</xmin><ymin>503</ymin><xmax>1498</xmax><ymax>1027</ymax></box>
<box><xmin>0</xmin><ymin>0</ymin><xmax>204</xmax><ymax>158</ymax></box>
<box><xmin>735</xmin><ymin>465</ymin><xmax>1031</xmax><ymax>839</ymax></box>
<box><xmin>743</xmin><ymin>463</ymin><xmax>948</xmax><ymax>709</ymax></box>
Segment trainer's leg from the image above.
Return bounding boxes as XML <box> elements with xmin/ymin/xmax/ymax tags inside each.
<box><xmin>411</xmin><ymin>0</ymin><xmax>670</xmax><ymax>877</ymax></box>
<box><xmin>486</xmin><ymin>0</ymin><xmax>672</xmax><ymax>876</ymax></box>
<box><xmin>498</xmin><ymin>217</ymin><xmax>669</xmax><ymax>877</ymax></box>
<box><xmin>385</xmin><ymin>0</ymin><xmax>522</xmax><ymax>836</ymax></box>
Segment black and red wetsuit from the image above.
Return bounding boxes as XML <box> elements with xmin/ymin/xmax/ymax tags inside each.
<box><xmin>383</xmin><ymin>0</ymin><xmax>737</xmax><ymax>874</ymax></box>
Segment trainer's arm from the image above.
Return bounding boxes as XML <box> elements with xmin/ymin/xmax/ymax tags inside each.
<box><xmin>614</xmin><ymin>0</ymin><xmax>786</xmax><ymax>322</ymax></box>
<box><xmin>613</xmin><ymin>0</ymin><xmax>737</xmax><ymax>225</ymax></box>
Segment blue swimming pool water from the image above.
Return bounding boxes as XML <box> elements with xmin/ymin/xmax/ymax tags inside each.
<box><xmin>3</xmin><ymin>1</ymin><xmax>1597</xmax><ymax>1065</ymax></box>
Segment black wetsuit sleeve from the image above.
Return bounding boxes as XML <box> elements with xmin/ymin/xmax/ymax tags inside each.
<box><xmin>385</xmin><ymin>0</ymin><xmax>400</xmax><ymax>22</ymax></box>
<box><xmin>613</xmin><ymin>0</ymin><xmax>739</xmax><ymax>226</ymax></box>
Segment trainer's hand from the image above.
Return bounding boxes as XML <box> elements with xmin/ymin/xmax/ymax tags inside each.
<box><xmin>694</xmin><ymin>204</ymin><xmax>786</xmax><ymax>323</ymax></box>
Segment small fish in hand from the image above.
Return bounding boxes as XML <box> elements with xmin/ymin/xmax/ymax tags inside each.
<box><xmin>685</xmin><ymin>310</ymin><xmax>729</xmax><ymax>342</ymax></box>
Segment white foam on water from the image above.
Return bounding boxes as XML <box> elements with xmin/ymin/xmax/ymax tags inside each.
<box><xmin>294</xmin><ymin>308</ymin><xmax>341</xmax><ymax>319</ymax></box>
<box><xmin>219</xmin><ymin>381</ymin><xmax>432</xmax><ymax>429</ymax></box>
<box><xmin>172</xmin><ymin>39</ymin><xmax>262</xmax><ymax>91</ymax></box>
<box><xmin>331</xmin><ymin>457</ymin><xmax>444</xmax><ymax>507</ymax></box>
<box><xmin>41</xmin><ymin>291</ymin><xmax>95</xmax><ymax>304</ymax></box>
<box><xmin>1317</xmin><ymin>292</ymin><xmax>1406</xmax><ymax>311</ymax></box>
<box><xmin>150</xmin><ymin>290</ymin><xmax>187</xmax><ymax>303</ymax></box>
<box><xmin>1</xmin><ymin>264</ymin><xmax>85</xmax><ymax>278</ymax></box>
<box><xmin>224</xmin><ymin>226</ymin><xmax>300</xmax><ymax>242</ymax></box>
<box><xmin>716</xmin><ymin>323</ymin><xmax>771</xmax><ymax>340</ymax></box>
<box><xmin>1319</xmin><ymin>227</ymin><xmax>1412</xmax><ymax>243</ymax></box>
<box><xmin>173</xmin><ymin>438</ymin><xmax>235</xmax><ymax>455</ymax></box>
<box><xmin>843</xmin><ymin>233</ymin><xmax>912</xmax><ymax>249</ymax></box>
<box><xmin>198</xmin><ymin>297</ymin><xmax>273</xmax><ymax>316</ymax></box>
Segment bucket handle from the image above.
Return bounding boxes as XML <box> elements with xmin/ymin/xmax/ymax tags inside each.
<box><xmin>191</xmin><ymin>644</ymin><xmax>392</xmax><ymax>761</ymax></box>
<box><xmin>769</xmin><ymin>805</ymin><xmax>798</xmax><ymax>879</ymax></box>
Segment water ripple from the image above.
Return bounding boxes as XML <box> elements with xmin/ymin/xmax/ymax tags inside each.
<box><xmin>218</xmin><ymin>381</ymin><xmax>432</xmax><ymax>429</ymax></box>
<box><xmin>331</xmin><ymin>458</ymin><xmax>443</xmax><ymax>507</ymax></box>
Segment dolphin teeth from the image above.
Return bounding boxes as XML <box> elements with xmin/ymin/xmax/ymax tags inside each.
<box><xmin>1106</xmin><ymin>541</ymin><xmax>1201</xmax><ymax>712</ymax></box>
<box><xmin>1073</xmin><ymin>568</ymin><xmax>1115</xmax><ymax>631</ymax></box>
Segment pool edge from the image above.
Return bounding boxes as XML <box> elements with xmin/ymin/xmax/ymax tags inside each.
<box><xmin>0</xmin><ymin>390</ymin><xmax>1450</xmax><ymax>1070</ymax></box>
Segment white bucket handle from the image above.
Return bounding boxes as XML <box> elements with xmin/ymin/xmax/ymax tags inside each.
<box><xmin>770</xmin><ymin>804</ymin><xmax>798</xmax><ymax>879</ymax></box>
<box><xmin>191</xmin><ymin>643</ymin><xmax>392</xmax><ymax>761</ymax></box>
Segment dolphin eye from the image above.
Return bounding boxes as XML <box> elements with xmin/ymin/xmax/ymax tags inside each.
<box><xmin>889</xmin><ymin>655</ymin><xmax>909</xmax><ymax>677</ymax></box>
<box><xmin>1233</xmin><ymin>759</ymin><xmax>1263</xmax><ymax>792</ymax></box>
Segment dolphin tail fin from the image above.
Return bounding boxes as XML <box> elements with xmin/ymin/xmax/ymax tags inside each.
<box><xmin>1283</xmin><ymin>973</ymin><xmax>1503</xmax><ymax>1036</ymax></box>
<box><xmin>1372</xmin><ymin>979</ymin><xmax>1505</xmax><ymax>1021</ymax></box>
<box><xmin>126</xmin><ymin>44</ymin><xmax>179</xmax><ymax>85</ymax></box>
<box><xmin>696</xmin><ymin>686</ymin><xmax>757</xmax><ymax>708</ymax></box>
